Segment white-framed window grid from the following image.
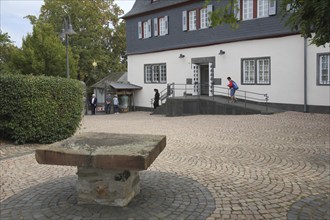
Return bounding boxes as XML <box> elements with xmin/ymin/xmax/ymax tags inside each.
<box><xmin>159</xmin><ymin>17</ymin><xmax>166</xmax><ymax>36</ymax></box>
<box><xmin>143</xmin><ymin>21</ymin><xmax>148</xmax><ymax>38</ymax></box>
<box><xmin>144</xmin><ymin>63</ymin><xmax>167</xmax><ymax>83</ymax></box>
<box><xmin>152</xmin><ymin>65</ymin><xmax>160</xmax><ymax>82</ymax></box>
<box><xmin>243</xmin><ymin>60</ymin><xmax>255</xmax><ymax>83</ymax></box>
<box><xmin>200</xmin><ymin>8</ymin><xmax>208</xmax><ymax>29</ymax></box>
<box><xmin>160</xmin><ymin>64</ymin><xmax>167</xmax><ymax>82</ymax></box>
<box><xmin>257</xmin><ymin>59</ymin><xmax>270</xmax><ymax>84</ymax></box>
<box><xmin>258</xmin><ymin>0</ymin><xmax>269</xmax><ymax>18</ymax></box>
<box><xmin>242</xmin><ymin>57</ymin><xmax>271</xmax><ymax>85</ymax></box>
<box><xmin>145</xmin><ymin>65</ymin><xmax>152</xmax><ymax>83</ymax></box>
<box><xmin>189</xmin><ymin>10</ymin><xmax>197</xmax><ymax>30</ymax></box>
<box><xmin>243</xmin><ymin>0</ymin><xmax>253</xmax><ymax>20</ymax></box>
<box><xmin>318</xmin><ymin>53</ymin><xmax>330</xmax><ymax>85</ymax></box>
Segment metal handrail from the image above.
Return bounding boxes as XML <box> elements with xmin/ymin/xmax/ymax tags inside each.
<box><xmin>154</xmin><ymin>83</ymin><xmax>269</xmax><ymax>113</ymax></box>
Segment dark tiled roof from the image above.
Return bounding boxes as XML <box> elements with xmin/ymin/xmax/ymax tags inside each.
<box><xmin>110</xmin><ymin>83</ymin><xmax>142</xmax><ymax>90</ymax></box>
<box><xmin>122</xmin><ymin>0</ymin><xmax>190</xmax><ymax>18</ymax></box>
<box><xmin>91</xmin><ymin>72</ymin><xmax>127</xmax><ymax>88</ymax></box>
<box><xmin>91</xmin><ymin>72</ymin><xmax>142</xmax><ymax>90</ymax></box>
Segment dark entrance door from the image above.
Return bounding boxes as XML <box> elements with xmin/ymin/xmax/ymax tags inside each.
<box><xmin>200</xmin><ymin>64</ymin><xmax>209</xmax><ymax>95</ymax></box>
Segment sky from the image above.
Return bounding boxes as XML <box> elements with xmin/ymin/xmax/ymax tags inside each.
<box><xmin>0</xmin><ymin>0</ymin><xmax>135</xmax><ymax>48</ymax></box>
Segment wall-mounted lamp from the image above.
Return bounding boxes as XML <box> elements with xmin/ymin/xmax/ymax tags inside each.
<box><xmin>219</xmin><ymin>50</ymin><xmax>225</xmax><ymax>55</ymax></box>
<box><xmin>179</xmin><ymin>54</ymin><xmax>185</xmax><ymax>58</ymax></box>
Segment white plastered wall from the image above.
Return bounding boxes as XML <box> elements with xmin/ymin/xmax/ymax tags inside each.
<box><xmin>306</xmin><ymin>40</ymin><xmax>330</xmax><ymax>106</ymax></box>
<box><xmin>128</xmin><ymin>35</ymin><xmax>330</xmax><ymax>108</ymax></box>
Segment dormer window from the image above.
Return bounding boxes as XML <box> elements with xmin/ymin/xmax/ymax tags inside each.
<box><xmin>258</xmin><ymin>0</ymin><xmax>269</xmax><ymax>18</ymax></box>
<box><xmin>139</xmin><ymin>16</ymin><xmax>168</xmax><ymax>39</ymax></box>
<box><xmin>182</xmin><ymin>5</ymin><xmax>213</xmax><ymax>31</ymax></box>
<box><xmin>138</xmin><ymin>19</ymin><xmax>151</xmax><ymax>39</ymax></box>
<box><xmin>188</xmin><ymin>10</ymin><xmax>197</xmax><ymax>31</ymax></box>
<box><xmin>159</xmin><ymin>17</ymin><xmax>168</xmax><ymax>36</ymax></box>
<box><xmin>243</xmin><ymin>0</ymin><xmax>253</xmax><ymax>20</ymax></box>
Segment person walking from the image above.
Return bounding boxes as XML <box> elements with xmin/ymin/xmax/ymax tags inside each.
<box><xmin>90</xmin><ymin>94</ymin><xmax>97</xmax><ymax>115</ymax></box>
<box><xmin>227</xmin><ymin>77</ymin><xmax>239</xmax><ymax>103</ymax></box>
<box><xmin>113</xmin><ymin>94</ymin><xmax>119</xmax><ymax>114</ymax></box>
<box><xmin>153</xmin><ymin>89</ymin><xmax>160</xmax><ymax>109</ymax></box>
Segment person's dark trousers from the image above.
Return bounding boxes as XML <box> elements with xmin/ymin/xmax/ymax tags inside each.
<box><xmin>106</xmin><ymin>104</ymin><xmax>111</xmax><ymax>114</ymax></box>
<box><xmin>91</xmin><ymin>106</ymin><xmax>96</xmax><ymax>115</ymax></box>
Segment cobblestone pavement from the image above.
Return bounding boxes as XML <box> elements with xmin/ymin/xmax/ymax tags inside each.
<box><xmin>1</xmin><ymin>111</ymin><xmax>329</xmax><ymax>220</ymax></box>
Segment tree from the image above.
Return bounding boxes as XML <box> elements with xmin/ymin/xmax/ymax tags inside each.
<box><xmin>13</xmin><ymin>20</ymin><xmax>78</xmax><ymax>77</ymax></box>
<box><xmin>0</xmin><ymin>32</ymin><xmax>20</xmax><ymax>75</ymax></box>
<box><xmin>280</xmin><ymin>0</ymin><xmax>330</xmax><ymax>46</ymax></box>
<box><xmin>37</xmin><ymin>0</ymin><xmax>127</xmax><ymax>85</ymax></box>
<box><xmin>207</xmin><ymin>0</ymin><xmax>330</xmax><ymax>47</ymax></box>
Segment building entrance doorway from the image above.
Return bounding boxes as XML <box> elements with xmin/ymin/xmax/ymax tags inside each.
<box><xmin>191</xmin><ymin>56</ymin><xmax>215</xmax><ymax>96</ymax></box>
<box><xmin>200</xmin><ymin>64</ymin><xmax>209</xmax><ymax>95</ymax></box>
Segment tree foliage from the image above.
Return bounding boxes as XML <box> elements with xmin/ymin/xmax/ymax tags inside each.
<box><xmin>0</xmin><ymin>32</ymin><xmax>20</xmax><ymax>75</ymax></box>
<box><xmin>207</xmin><ymin>0</ymin><xmax>330</xmax><ymax>47</ymax></box>
<box><xmin>37</xmin><ymin>0</ymin><xmax>127</xmax><ymax>85</ymax></box>
<box><xmin>207</xmin><ymin>0</ymin><xmax>239</xmax><ymax>29</ymax></box>
<box><xmin>280</xmin><ymin>0</ymin><xmax>330</xmax><ymax>46</ymax></box>
<box><xmin>15</xmin><ymin>21</ymin><xmax>78</xmax><ymax>77</ymax></box>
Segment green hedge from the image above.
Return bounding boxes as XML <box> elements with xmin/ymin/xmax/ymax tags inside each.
<box><xmin>0</xmin><ymin>74</ymin><xmax>85</xmax><ymax>144</ymax></box>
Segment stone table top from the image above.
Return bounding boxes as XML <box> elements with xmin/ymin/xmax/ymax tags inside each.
<box><xmin>35</xmin><ymin>132</ymin><xmax>166</xmax><ymax>170</ymax></box>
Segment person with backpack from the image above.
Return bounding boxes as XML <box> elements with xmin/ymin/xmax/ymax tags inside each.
<box><xmin>227</xmin><ymin>77</ymin><xmax>239</xmax><ymax>103</ymax></box>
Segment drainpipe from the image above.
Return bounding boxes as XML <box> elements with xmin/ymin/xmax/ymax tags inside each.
<box><xmin>304</xmin><ymin>37</ymin><xmax>307</xmax><ymax>113</ymax></box>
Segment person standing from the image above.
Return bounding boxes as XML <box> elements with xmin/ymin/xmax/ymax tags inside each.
<box><xmin>113</xmin><ymin>94</ymin><xmax>119</xmax><ymax>114</ymax></box>
<box><xmin>91</xmin><ymin>94</ymin><xmax>97</xmax><ymax>115</ymax></box>
<box><xmin>105</xmin><ymin>94</ymin><xmax>112</xmax><ymax>114</ymax></box>
<box><xmin>153</xmin><ymin>89</ymin><xmax>160</xmax><ymax>109</ymax></box>
<box><xmin>227</xmin><ymin>77</ymin><xmax>239</xmax><ymax>103</ymax></box>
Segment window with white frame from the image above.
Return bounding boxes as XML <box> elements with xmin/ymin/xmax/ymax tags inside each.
<box><xmin>145</xmin><ymin>65</ymin><xmax>152</xmax><ymax>82</ymax></box>
<box><xmin>145</xmin><ymin>63</ymin><xmax>167</xmax><ymax>83</ymax></box>
<box><xmin>143</xmin><ymin>20</ymin><xmax>149</xmax><ymax>38</ymax></box>
<box><xmin>243</xmin><ymin>0</ymin><xmax>253</xmax><ymax>20</ymax></box>
<box><xmin>318</xmin><ymin>54</ymin><xmax>330</xmax><ymax>85</ymax></box>
<box><xmin>159</xmin><ymin>17</ymin><xmax>167</xmax><ymax>36</ymax></box>
<box><xmin>189</xmin><ymin>10</ymin><xmax>197</xmax><ymax>30</ymax></box>
<box><xmin>258</xmin><ymin>0</ymin><xmax>269</xmax><ymax>18</ymax></box>
<box><xmin>242</xmin><ymin>57</ymin><xmax>271</xmax><ymax>84</ymax></box>
<box><xmin>243</xmin><ymin>60</ymin><xmax>255</xmax><ymax>83</ymax></box>
<box><xmin>138</xmin><ymin>20</ymin><xmax>151</xmax><ymax>39</ymax></box>
<box><xmin>257</xmin><ymin>59</ymin><xmax>270</xmax><ymax>84</ymax></box>
<box><xmin>152</xmin><ymin>65</ymin><xmax>159</xmax><ymax>82</ymax></box>
<box><xmin>200</xmin><ymin>8</ymin><xmax>208</xmax><ymax>29</ymax></box>
<box><xmin>160</xmin><ymin>65</ymin><xmax>167</xmax><ymax>82</ymax></box>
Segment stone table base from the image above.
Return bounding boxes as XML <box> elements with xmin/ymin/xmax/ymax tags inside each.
<box><xmin>76</xmin><ymin>167</ymin><xmax>140</xmax><ymax>207</ymax></box>
<box><xmin>35</xmin><ymin>132</ymin><xmax>166</xmax><ymax>207</ymax></box>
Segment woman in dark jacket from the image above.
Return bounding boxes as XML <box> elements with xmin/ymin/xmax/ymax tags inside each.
<box><xmin>153</xmin><ymin>89</ymin><xmax>160</xmax><ymax>109</ymax></box>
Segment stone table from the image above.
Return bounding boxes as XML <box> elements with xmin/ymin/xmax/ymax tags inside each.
<box><xmin>35</xmin><ymin>132</ymin><xmax>166</xmax><ymax>207</ymax></box>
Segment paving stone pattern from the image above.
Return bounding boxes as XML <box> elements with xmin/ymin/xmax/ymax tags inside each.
<box><xmin>0</xmin><ymin>111</ymin><xmax>329</xmax><ymax>220</ymax></box>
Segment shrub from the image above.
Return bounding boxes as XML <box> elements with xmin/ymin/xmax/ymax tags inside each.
<box><xmin>0</xmin><ymin>74</ymin><xmax>85</xmax><ymax>144</ymax></box>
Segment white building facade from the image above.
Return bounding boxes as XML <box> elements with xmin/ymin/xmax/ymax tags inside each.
<box><xmin>123</xmin><ymin>0</ymin><xmax>330</xmax><ymax>113</ymax></box>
